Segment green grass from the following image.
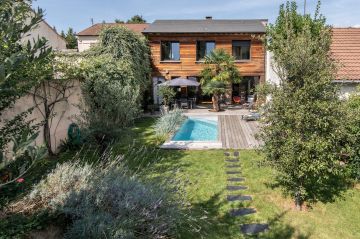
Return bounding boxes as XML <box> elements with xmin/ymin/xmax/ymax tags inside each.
<box><xmin>114</xmin><ymin>117</ymin><xmax>360</xmax><ymax>239</ymax></box>
<box><xmin>1</xmin><ymin>116</ymin><xmax>360</xmax><ymax>238</ymax></box>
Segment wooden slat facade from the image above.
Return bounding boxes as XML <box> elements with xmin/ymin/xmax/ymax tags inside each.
<box><xmin>145</xmin><ymin>33</ymin><xmax>266</xmax><ymax>81</ymax></box>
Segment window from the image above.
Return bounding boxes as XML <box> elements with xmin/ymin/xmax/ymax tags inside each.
<box><xmin>161</xmin><ymin>41</ymin><xmax>180</xmax><ymax>61</ymax></box>
<box><xmin>232</xmin><ymin>40</ymin><xmax>251</xmax><ymax>60</ymax></box>
<box><xmin>196</xmin><ymin>41</ymin><xmax>215</xmax><ymax>61</ymax></box>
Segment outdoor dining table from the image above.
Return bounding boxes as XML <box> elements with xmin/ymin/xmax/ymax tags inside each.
<box><xmin>175</xmin><ymin>99</ymin><xmax>195</xmax><ymax>109</ymax></box>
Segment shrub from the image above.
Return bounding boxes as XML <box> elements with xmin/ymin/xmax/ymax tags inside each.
<box><xmin>8</xmin><ymin>162</ymin><xmax>94</xmax><ymax>214</ymax></box>
<box><xmin>153</xmin><ymin>108</ymin><xmax>186</xmax><ymax>143</ymax></box>
<box><xmin>9</xmin><ymin>147</ymin><xmax>195</xmax><ymax>239</ymax></box>
<box><xmin>343</xmin><ymin>90</ymin><xmax>360</xmax><ymax>181</ymax></box>
<box><xmin>79</xmin><ymin>26</ymin><xmax>151</xmax><ymax>147</ymax></box>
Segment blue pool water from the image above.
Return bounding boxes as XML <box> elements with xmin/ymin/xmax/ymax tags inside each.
<box><xmin>172</xmin><ymin>117</ymin><xmax>218</xmax><ymax>141</ymax></box>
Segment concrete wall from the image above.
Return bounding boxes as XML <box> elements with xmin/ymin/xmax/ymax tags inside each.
<box><xmin>265</xmin><ymin>51</ymin><xmax>281</xmax><ymax>86</ymax></box>
<box><xmin>1</xmin><ymin>81</ymin><xmax>82</xmax><ymax>153</ymax></box>
<box><xmin>22</xmin><ymin>20</ymin><xmax>67</xmax><ymax>50</ymax></box>
<box><xmin>77</xmin><ymin>36</ymin><xmax>99</xmax><ymax>52</ymax></box>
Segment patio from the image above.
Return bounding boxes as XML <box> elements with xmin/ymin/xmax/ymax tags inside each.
<box><xmin>160</xmin><ymin>105</ymin><xmax>262</xmax><ymax>150</ymax></box>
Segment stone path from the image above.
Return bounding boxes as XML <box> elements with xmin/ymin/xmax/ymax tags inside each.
<box><xmin>224</xmin><ymin>151</ymin><xmax>269</xmax><ymax>236</ymax></box>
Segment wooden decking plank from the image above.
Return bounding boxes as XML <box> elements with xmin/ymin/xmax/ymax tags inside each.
<box><xmin>217</xmin><ymin>114</ymin><xmax>261</xmax><ymax>149</ymax></box>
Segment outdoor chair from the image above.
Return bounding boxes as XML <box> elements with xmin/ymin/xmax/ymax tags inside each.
<box><xmin>233</xmin><ymin>96</ymin><xmax>241</xmax><ymax>104</ymax></box>
<box><xmin>180</xmin><ymin>98</ymin><xmax>188</xmax><ymax>109</ymax></box>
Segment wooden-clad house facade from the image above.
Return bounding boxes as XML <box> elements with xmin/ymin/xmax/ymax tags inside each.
<box><xmin>143</xmin><ymin>18</ymin><xmax>267</xmax><ymax>104</ymax></box>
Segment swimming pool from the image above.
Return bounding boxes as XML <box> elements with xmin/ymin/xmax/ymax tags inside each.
<box><xmin>172</xmin><ymin>117</ymin><xmax>218</xmax><ymax>141</ymax></box>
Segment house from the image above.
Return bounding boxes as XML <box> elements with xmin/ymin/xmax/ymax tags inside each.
<box><xmin>22</xmin><ymin>18</ymin><xmax>67</xmax><ymax>50</ymax></box>
<box><xmin>143</xmin><ymin>17</ymin><xmax>267</xmax><ymax>104</ymax></box>
<box><xmin>77</xmin><ymin>23</ymin><xmax>149</xmax><ymax>52</ymax></box>
<box><xmin>266</xmin><ymin>27</ymin><xmax>360</xmax><ymax>99</ymax></box>
<box><xmin>331</xmin><ymin>28</ymin><xmax>360</xmax><ymax>98</ymax></box>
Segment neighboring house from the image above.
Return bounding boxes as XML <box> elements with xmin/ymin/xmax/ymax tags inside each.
<box><xmin>77</xmin><ymin>23</ymin><xmax>149</xmax><ymax>52</ymax></box>
<box><xmin>331</xmin><ymin>28</ymin><xmax>360</xmax><ymax>98</ymax></box>
<box><xmin>143</xmin><ymin>18</ymin><xmax>268</xmax><ymax>104</ymax></box>
<box><xmin>266</xmin><ymin>27</ymin><xmax>360</xmax><ymax>99</ymax></box>
<box><xmin>22</xmin><ymin>18</ymin><xmax>67</xmax><ymax>50</ymax></box>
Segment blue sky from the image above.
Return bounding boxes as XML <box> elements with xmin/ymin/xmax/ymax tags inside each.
<box><xmin>33</xmin><ymin>0</ymin><xmax>360</xmax><ymax>33</ymax></box>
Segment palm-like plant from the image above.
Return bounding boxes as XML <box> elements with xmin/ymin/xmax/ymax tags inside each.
<box><xmin>200</xmin><ymin>49</ymin><xmax>241</xmax><ymax>112</ymax></box>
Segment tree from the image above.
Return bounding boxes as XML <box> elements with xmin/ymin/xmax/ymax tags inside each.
<box><xmin>200</xmin><ymin>49</ymin><xmax>240</xmax><ymax>112</ymax></box>
<box><xmin>260</xmin><ymin>1</ymin><xmax>349</xmax><ymax>210</ymax></box>
<box><xmin>80</xmin><ymin>26</ymin><xmax>150</xmax><ymax>147</ymax></box>
<box><xmin>30</xmin><ymin>53</ymin><xmax>81</xmax><ymax>155</ymax></box>
<box><xmin>0</xmin><ymin>0</ymin><xmax>50</xmax><ymax>186</ymax></box>
<box><xmin>115</xmin><ymin>19</ymin><xmax>124</xmax><ymax>24</ymax></box>
<box><xmin>63</xmin><ymin>27</ymin><xmax>77</xmax><ymax>49</ymax></box>
<box><xmin>127</xmin><ymin>15</ymin><xmax>146</xmax><ymax>23</ymax></box>
<box><xmin>158</xmin><ymin>85</ymin><xmax>176</xmax><ymax>106</ymax></box>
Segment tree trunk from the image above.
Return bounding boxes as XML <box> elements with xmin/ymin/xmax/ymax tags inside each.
<box><xmin>294</xmin><ymin>190</ymin><xmax>303</xmax><ymax>211</ymax></box>
<box><xmin>41</xmin><ymin>82</ymin><xmax>54</xmax><ymax>156</ymax></box>
<box><xmin>212</xmin><ymin>94</ymin><xmax>220</xmax><ymax>112</ymax></box>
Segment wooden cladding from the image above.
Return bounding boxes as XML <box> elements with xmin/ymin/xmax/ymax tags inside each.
<box><xmin>146</xmin><ymin>33</ymin><xmax>266</xmax><ymax>79</ymax></box>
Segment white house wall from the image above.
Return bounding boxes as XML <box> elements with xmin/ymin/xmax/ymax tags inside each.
<box><xmin>77</xmin><ymin>36</ymin><xmax>99</xmax><ymax>52</ymax></box>
<box><xmin>22</xmin><ymin>20</ymin><xmax>67</xmax><ymax>50</ymax></box>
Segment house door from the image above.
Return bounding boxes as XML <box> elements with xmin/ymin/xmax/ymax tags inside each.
<box><xmin>152</xmin><ymin>77</ymin><xmax>165</xmax><ymax>104</ymax></box>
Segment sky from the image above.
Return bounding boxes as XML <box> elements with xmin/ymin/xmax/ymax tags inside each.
<box><xmin>32</xmin><ymin>0</ymin><xmax>360</xmax><ymax>33</ymax></box>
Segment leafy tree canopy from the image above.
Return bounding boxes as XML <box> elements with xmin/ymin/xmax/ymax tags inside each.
<box><xmin>261</xmin><ymin>0</ymin><xmax>350</xmax><ymax>209</ymax></box>
<box><xmin>126</xmin><ymin>15</ymin><xmax>146</xmax><ymax>23</ymax></box>
<box><xmin>200</xmin><ymin>48</ymin><xmax>240</xmax><ymax>111</ymax></box>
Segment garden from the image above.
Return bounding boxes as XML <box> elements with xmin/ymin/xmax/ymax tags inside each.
<box><xmin>1</xmin><ymin>0</ymin><xmax>360</xmax><ymax>238</ymax></box>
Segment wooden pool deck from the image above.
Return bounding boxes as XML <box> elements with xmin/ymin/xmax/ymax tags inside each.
<box><xmin>218</xmin><ymin>115</ymin><xmax>262</xmax><ymax>149</ymax></box>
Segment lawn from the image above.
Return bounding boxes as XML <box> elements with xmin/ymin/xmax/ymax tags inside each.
<box><xmin>1</xmin><ymin>117</ymin><xmax>360</xmax><ymax>239</ymax></box>
<box><xmin>114</xmin><ymin>117</ymin><xmax>360</xmax><ymax>239</ymax></box>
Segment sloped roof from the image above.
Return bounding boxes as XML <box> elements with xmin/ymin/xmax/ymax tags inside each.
<box><xmin>143</xmin><ymin>19</ymin><xmax>267</xmax><ymax>34</ymax></box>
<box><xmin>331</xmin><ymin>28</ymin><xmax>360</xmax><ymax>81</ymax></box>
<box><xmin>77</xmin><ymin>23</ymin><xmax>149</xmax><ymax>36</ymax></box>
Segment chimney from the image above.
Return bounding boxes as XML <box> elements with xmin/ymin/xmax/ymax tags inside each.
<box><xmin>205</xmin><ymin>16</ymin><xmax>212</xmax><ymax>20</ymax></box>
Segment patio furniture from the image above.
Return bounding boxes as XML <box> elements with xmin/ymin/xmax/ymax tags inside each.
<box><xmin>180</xmin><ymin>98</ymin><xmax>189</xmax><ymax>109</ymax></box>
<box><xmin>242</xmin><ymin>111</ymin><xmax>261</xmax><ymax>121</ymax></box>
<box><xmin>233</xmin><ymin>96</ymin><xmax>241</xmax><ymax>104</ymax></box>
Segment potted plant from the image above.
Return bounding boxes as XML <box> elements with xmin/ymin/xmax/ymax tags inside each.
<box><xmin>158</xmin><ymin>85</ymin><xmax>176</xmax><ymax>113</ymax></box>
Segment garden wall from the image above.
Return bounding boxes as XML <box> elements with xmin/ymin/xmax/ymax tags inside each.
<box><xmin>0</xmin><ymin>80</ymin><xmax>82</xmax><ymax>153</ymax></box>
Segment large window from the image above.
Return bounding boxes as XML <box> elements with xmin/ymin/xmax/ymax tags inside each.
<box><xmin>232</xmin><ymin>40</ymin><xmax>251</xmax><ymax>60</ymax></box>
<box><xmin>161</xmin><ymin>41</ymin><xmax>180</xmax><ymax>61</ymax></box>
<box><xmin>196</xmin><ymin>41</ymin><xmax>215</xmax><ymax>61</ymax></box>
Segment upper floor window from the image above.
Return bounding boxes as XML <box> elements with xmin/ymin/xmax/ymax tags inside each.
<box><xmin>196</xmin><ymin>41</ymin><xmax>215</xmax><ymax>61</ymax></box>
<box><xmin>161</xmin><ymin>41</ymin><xmax>180</xmax><ymax>61</ymax></box>
<box><xmin>232</xmin><ymin>40</ymin><xmax>251</xmax><ymax>60</ymax></box>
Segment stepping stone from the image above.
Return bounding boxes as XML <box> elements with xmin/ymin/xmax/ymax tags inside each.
<box><xmin>225</xmin><ymin>159</ymin><xmax>239</xmax><ymax>163</ymax></box>
<box><xmin>227</xmin><ymin>195</ymin><xmax>252</xmax><ymax>202</ymax></box>
<box><xmin>224</xmin><ymin>152</ymin><xmax>230</xmax><ymax>156</ymax></box>
<box><xmin>234</xmin><ymin>151</ymin><xmax>240</xmax><ymax>157</ymax></box>
<box><xmin>226</xmin><ymin>185</ymin><xmax>248</xmax><ymax>191</ymax></box>
<box><xmin>240</xmin><ymin>224</ymin><xmax>269</xmax><ymax>235</ymax></box>
<box><xmin>226</xmin><ymin>171</ymin><xmax>241</xmax><ymax>175</ymax></box>
<box><xmin>227</xmin><ymin>177</ymin><xmax>245</xmax><ymax>182</ymax></box>
<box><xmin>230</xmin><ymin>208</ymin><xmax>256</xmax><ymax>217</ymax></box>
<box><xmin>226</xmin><ymin>164</ymin><xmax>241</xmax><ymax>168</ymax></box>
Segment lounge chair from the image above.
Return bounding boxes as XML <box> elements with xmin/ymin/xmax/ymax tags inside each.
<box><xmin>242</xmin><ymin>111</ymin><xmax>261</xmax><ymax>121</ymax></box>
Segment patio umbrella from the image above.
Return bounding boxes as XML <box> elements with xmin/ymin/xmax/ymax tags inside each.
<box><xmin>159</xmin><ymin>77</ymin><xmax>200</xmax><ymax>87</ymax></box>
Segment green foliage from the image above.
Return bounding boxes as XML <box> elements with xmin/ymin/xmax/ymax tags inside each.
<box><xmin>261</xmin><ymin>1</ymin><xmax>350</xmax><ymax>208</ymax></box>
<box><xmin>126</xmin><ymin>14</ymin><xmax>146</xmax><ymax>23</ymax></box>
<box><xmin>158</xmin><ymin>85</ymin><xmax>176</xmax><ymax>106</ymax></box>
<box><xmin>114</xmin><ymin>19</ymin><xmax>124</xmax><ymax>23</ymax></box>
<box><xmin>0</xmin><ymin>0</ymin><xmax>50</xmax><ymax>148</ymax></box>
<box><xmin>343</xmin><ymin>89</ymin><xmax>360</xmax><ymax>181</ymax></box>
<box><xmin>80</xmin><ymin>26</ymin><xmax>151</xmax><ymax>146</ymax></box>
<box><xmin>154</xmin><ymin>108</ymin><xmax>186</xmax><ymax>143</ymax></box>
<box><xmin>10</xmin><ymin>147</ymin><xmax>193</xmax><ymax>239</ymax></box>
<box><xmin>62</xmin><ymin>28</ymin><xmax>77</xmax><ymax>49</ymax></box>
<box><xmin>200</xmin><ymin>48</ymin><xmax>240</xmax><ymax>111</ymax></box>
